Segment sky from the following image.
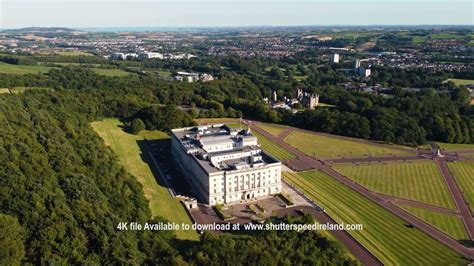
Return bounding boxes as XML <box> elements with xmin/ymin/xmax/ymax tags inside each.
<box><xmin>1</xmin><ymin>0</ymin><xmax>472</xmax><ymax>29</ymax></box>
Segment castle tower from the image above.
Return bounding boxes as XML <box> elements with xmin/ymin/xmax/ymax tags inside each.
<box><xmin>355</xmin><ymin>59</ymin><xmax>361</xmax><ymax>69</ymax></box>
<box><xmin>297</xmin><ymin>88</ymin><xmax>303</xmax><ymax>99</ymax></box>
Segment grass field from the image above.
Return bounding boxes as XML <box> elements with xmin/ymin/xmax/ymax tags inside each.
<box><xmin>283</xmin><ymin>171</ymin><xmax>464</xmax><ymax>265</ymax></box>
<box><xmin>333</xmin><ymin>161</ymin><xmax>456</xmax><ymax>210</ymax></box>
<box><xmin>256</xmin><ymin>123</ymin><xmax>287</xmax><ymax>136</ymax></box>
<box><xmin>448</xmin><ymin>162</ymin><xmax>474</xmax><ymax>212</ymax></box>
<box><xmin>0</xmin><ymin>62</ymin><xmax>129</xmax><ymax>76</ymax></box>
<box><xmin>251</xmin><ymin>130</ymin><xmax>295</xmax><ymax>160</ymax></box>
<box><xmin>396</xmin><ymin>204</ymin><xmax>469</xmax><ymax>241</ymax></box>
<box><xmin>195</xmin><ymin>117</ymin><xmax>240</xmax><ymax>125</ymax></box>
<box><xmin>54</xmin><ymin>51</ymin><xmax>94</xmax><ymax>56</ymax></box>
<box><xmin>91</xmin><ymin>118</ymin><xmax>198</xmax><ymax>240</ymax></box>
<box><xmin>412</xmin><ymin>36</ymin><xmax>428</xmax><ymax>43</ymax></box>
<box><xmin>445</xmin><ymin>79</ymin><xmax>474</xmax><ymax>86</ymax></box>
<box><xmin>90</xmin><ymin>68</ymin><xmax>130</xmax><ymax>76</ymax></box>
<box><xmin>437</xmin><ymin>142</ymin><xmax>474</xmax><ymax>151</ymax></box>
<box><xmin>0</xmin><ymin>62</ymin><xmax>54</xmax><ymax>74</ymax></box>
<box><xmin>284</xmin><ymin>131</ymin><xmax>410</xmax><ymax>158</ymax></box>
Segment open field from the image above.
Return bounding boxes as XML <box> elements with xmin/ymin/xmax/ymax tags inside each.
<box><xmin>90</xmin><ymin>68</ymin><xmax>130</xmax><ymax>76</ymax></box>
<box><xmin>447</xmin><ymin>162</ymin><xmax>474</xmax><ymax>212</ymax></box>
<box><xmin>283</xmin><ymin>171</ymin><xmax>464</xmax><ymax>265</ymax></box>
<box><xmin>284</xmin><ymin>130</ymin><xmax>410</xmax><ymax>158</ymax></box>
<box><xmin>396</xmin><ymin>204</ymin><xmax>469</xmax><ymax>241</ymax></box>
<box><xmin>54</xmin><ymin>51</ymin><xmax>95</xmax><ymax>56</ymax></box>
<box><xmin>252</xmin><ymin>130</ymin><xmax>295</xmax><ymax>160</ymax></box>
<box><xmin>445</xmin><ymin>79</ymin><xmax>474</xmax><ymax>86</ymax></box>
<box><xmin>91</xmin><ymin>118</ymin><xmax>198</xmax><ymax>240</ymax></box>
<box><xmin>333</xmin><ymin>161</ymin><xmax>456</xmax><ymax>210</ymax></box>
<box><xmin>437</xmin><ymin>142</ymin><xmax>474</xmax><ymax>151</ymax></box>
<box><xmin>195</xmin><ymin>117</ymin><xmax>240</xmax><ymax>125</ymax></box>
<box><xmin>0</xmin><ymin>62</ymin><xmax>54</xmax><ymax>74</ymax></box>
<box><xmin>0</xmin><ymin>62</ymin><xmax>129</xmax><ymax>76</ymax></box>
<box><xmin>256</xmin><ymin>123</ymin><xmax>287</xmax><ymax>136</ymax></box>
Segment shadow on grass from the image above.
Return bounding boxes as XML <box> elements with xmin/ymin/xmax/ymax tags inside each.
<box><xmin>136</xmin><ymin>138</ymin><xmax>195</xmax><ymax>198</ymax></box>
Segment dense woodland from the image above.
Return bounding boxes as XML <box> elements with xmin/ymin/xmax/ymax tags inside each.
<box><xmin>1</xmin><ymin>64</ymin><xmax>471</xmax><ymax>145</ymax></box>
<box><xmin>0</xmin><ymin>67</ymin><xmax>355</xmax><ymax>264</ymax></box>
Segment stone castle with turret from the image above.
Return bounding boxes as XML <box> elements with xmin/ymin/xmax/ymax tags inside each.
<box><xmin>297</xmin><ymin>89</ymin><xmax>319</xmax><ymax>109</ymax></box>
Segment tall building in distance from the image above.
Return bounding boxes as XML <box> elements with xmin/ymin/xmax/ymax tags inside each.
<box><xmin>332</xmin><ymin>53</ymin><xmax>340</xmax><ymax>63</ymax></box>
<box><xmin>171</xmin><ymin>124</ymin><xmax>282</xmax><ymax>206</ymax></box>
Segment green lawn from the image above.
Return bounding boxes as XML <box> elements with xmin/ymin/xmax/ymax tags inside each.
<box><xmin>396</xmin><ymin>204</ymin><xmax>469</xmax><ymax>241</ymax></box>
<box><xmin>54</xmin><ymin>51</ymin><xmax>94</xmax><ymax>56</ymax></box>
<box><xmin>0</xmin><ymin>62</ymin><xmax>129</xmax><ymax>76</ymax></box>
<box><xmin>256</xmin><ymin>123</ymin><xmax>287</xmax><ymax>136</ymax></box>
<box><xmin>284</xmin><ymin>131</ymin><xmax>410</xmax><ymax>158</ymax></box>
<box><xmin>0</xmin><ymin>62</ymin><xmax>54</xmax><ymax>74</ymax></box>
<box><xmin>412</xmin><ymin>36</ymin><xmax>428</xmax><ymax>43</ymax></box>
<box><xmin>437</xmin><ymin>142</ymin><xmax>474</xmax><ymax>151</ymax></box>
<box><xmin>252</xmin><ymin>130</ymin><xmax>295</xmax><ymax>160</ymax></box>
<box><xmin>91</xmin><ymin>68</ymin><xmax>130</xmax><ymax>76</ymax></box>
<box><xmin>283</xmin><ymin>171</ymin><xmax>464</xmax><ymax>265</ymax></box>
<box><xmin>333</xmin><ymin>161</ymin><xmax>456</xmax><ymax>210</ymax></box>
<box><xmin>445</xmin><ymin>79</ymin><xmax>474</xmax><ymax>86</ymax></box>
<box><xmin>195</xmin><ymin>118</ymin><xmax>240</xmax><ymax>125</ymax></box>
<box><xmin>448</xmin><ymin>162</ymin><xmax>474</xmax><ymax>212</ymax></box>
<box><xmin>91</xmin><ymin>118</ymin><xmax>198</xmax><ymax>240</ymax></box>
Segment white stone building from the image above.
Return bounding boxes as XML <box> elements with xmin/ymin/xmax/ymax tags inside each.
<box><xmin>171</xmin><ymin>124</ymin><xmax>282</xmax><ymax>206</ymax></box>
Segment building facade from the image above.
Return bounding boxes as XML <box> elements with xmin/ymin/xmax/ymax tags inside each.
<box><xmin>171</xmin><ymin>124</ymin><xmax>282</xmax><ymax>206</ymax></box>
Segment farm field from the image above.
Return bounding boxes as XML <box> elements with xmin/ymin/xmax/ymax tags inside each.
<box><xmin>283</xmin><ymin>171</ymin><xmax>464</xmax><ymax>265</ymax></box>
<box><xmin>445</xmin><ymin>79</ymin><xmax>474</xmax><ymax>86</ymax></box>
<box><xmin>252</xmin><ymin>130</ymin><xmax>295</xmax><ymax>160</ymax></box>
<box><xmin>0</xmin><ymin>62</ymin><xmax>54</xmax><ymax>74</ymax></box>
<box><xmin>90</xmin><ymin>68</ymin><xmax>130</xmax><ymax>76</ymax></box>
<box><xmin>396</xmin><ymin>204</ymin><xmax>469</xmax><ymax>241</ymax></box>
<box><xmin>91</xmin><ymin>118</ymin><xmax>198</xmax><ymax>240</ymax></box>
<box><xmin>333</xmin><ymin>161</ymin><xmax>456</xmax><ymax>210</ymax></box>
<box><xmin>54</xmin><ymin>51</ymin><xmax>94</xmax><ymax>56</ymax></box>
<box><xmin>447</xmin><ymin>162</ymin><xmax>474</xmax><ymax>212</ymax></box>
<box><xmin>256</xmin><ymin>123</ymin><xmax>287</xmax><ymax>136</ymax></box>
<box><xmin>284</xmin><ymin>130</ymin><xmax>411</xmax><ymax>158</ymax></box>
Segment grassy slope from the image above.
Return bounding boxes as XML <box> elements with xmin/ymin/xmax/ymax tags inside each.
<box><xmin>0</xmin><ymin>62</ymin><xmax>129</xmax><ymax>76</ymax></box>
<box><xmin>334</xmin><ymin>162</ymin><xmax>456</xmax><ymax>210</ymax></box>
<box><xmin>252</xmin><ymin>130</ymin><xmax>295</xmax><ymax>160</ymax></box>
<box><xmin>91</xmin><ymin>118</ymin><xmax>198</xmax><ymax>240</ymax></box>
<box><xmin>284</xmin><ymin>131</ymin><xmax>410</xmax><ymax>158</ymax></box>
<box><xmin>396</xmin><ymin>204</ymin><xmax>469</xmax><ymax>241</ymax></box>
<box><xmin>283</xmin><ymin>171</ymin><xmax>464</xmax><ymax>265</ymax></box>
<box><xmin>437</xmin><ymin>142</ymin><xmax>474</xmax><ymax>151</ymax></box>
<box><xmin>195</xmin><ymin>118</ymin><xmax>240</xmax><ymax>125</ymax></box>
<box><xmin>447</xmin><ymin>162</ymin><xmax>474</xmax><ymax>212</ymax></box>
<box><xmin>0</xmin><ymin>62</ymin><xmax>54</xmax><ymax>74</ymax></box>
<box><xmin>256</xmin><ymin>123</ymin><xmax>287</xmax><ymax>136</ymax></box>
<box><xmin>445</xmin><ymin>79</ymin><xmax>474</xmax><ymax>86</ymax></box>
<box><xmin>90</xmin><ymin>68</ymin><xmax>130</xmax><ymax>77</ymax></box>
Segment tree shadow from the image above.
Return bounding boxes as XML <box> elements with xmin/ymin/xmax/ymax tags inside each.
<box><xmin>136</xmin><ymin>138</ymin><xmax>196</xmax><ymax>198</ymax></box>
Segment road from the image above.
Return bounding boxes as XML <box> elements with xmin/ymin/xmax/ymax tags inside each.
<box><xmin>249</xmin><ymin>121</ymin><xmax>474</xmax><ymax>258</ymax></box>
<box><xmin>436</xmin><ymin>159</ymin><xmax>474</xmax><ymax>239</ymax></box>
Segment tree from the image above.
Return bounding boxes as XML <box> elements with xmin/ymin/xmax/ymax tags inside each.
<box><xmin>0</xmin><ymin>214</ymin><xmax>25</xmax><ymax>265</ymax></box>
<box><xmin>129</xmin><ymin>118</ymin><xmax>145</xmax><ymax>134</ymax></box>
